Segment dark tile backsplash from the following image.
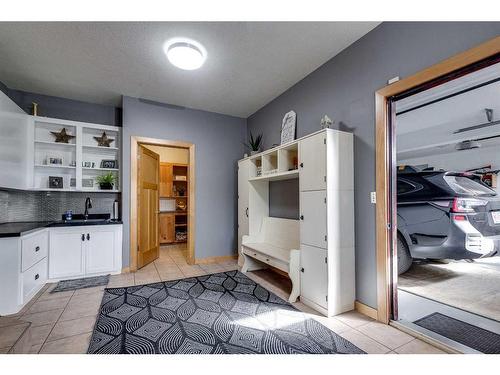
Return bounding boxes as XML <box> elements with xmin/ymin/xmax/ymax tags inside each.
<box><xmin>0</xmin><ymin>189</ymin><xmax>121</xmax><ymax>223</ymax></box>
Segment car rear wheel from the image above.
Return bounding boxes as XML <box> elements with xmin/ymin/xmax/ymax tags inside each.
<box><xmin>397</xmin><ymin>234</ymin><xmax>413</xmax><ymax>274</ymax></box>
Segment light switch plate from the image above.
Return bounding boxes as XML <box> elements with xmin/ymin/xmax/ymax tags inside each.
<box><xmin>388</xmin><ymin>76</ymin><xmax>400</xmax><ymax>84</ymax></box>
<box><xmin>370</xmin><ymin>191</ymin><xmax>377</xmax><ymax>204</ymax></box>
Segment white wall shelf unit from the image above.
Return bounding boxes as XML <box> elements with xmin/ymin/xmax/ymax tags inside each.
<box><xmin>31</xmin><ymin>116</ymin><xmax>121</xmax><ymax>192</ymax></box>
<box><xmin>0</xmin><ymin>91</ymin><xmax>122</xmax><ymax>192</ymax></box>
<box><xmin>238</xmin><ymin>129</ymin><xmax>355</xmax><ymax>317</ymax></box>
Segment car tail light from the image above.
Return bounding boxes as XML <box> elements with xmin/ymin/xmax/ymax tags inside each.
<box><xmin>452</xmin><ymin>197</ymin><xmax>487</xmax><ymax>213</ymax></box>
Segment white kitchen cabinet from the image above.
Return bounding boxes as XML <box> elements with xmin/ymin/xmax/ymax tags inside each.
<box><xmin>0</xmin><ymin>90</ymin><xmax>32</xmax><ymax>190</ymax></box>
<box><xmin>85</xmin><ymin>228</ymin><xmax>117</xmax><ymax>275</ymax></box>
<box><xmin>48</xmin><ymin>224</ymin><xmax>122</xmax><ymax>281</ymax></box>
<box><xmin>0</xmin><ymin>229</ymin><xmax>49</xmax><ymax>315</ymax></box>
<box><xmin>49</xmin><ymin>229</ymin><xmax>86</xmax><ymax>279</ymax></box>
<box><xmin>237</xmin><ymin>159</ymin><xmax>250</xmax><ymax>266</ymax></box>
<box><xmin>299</xmin><ymin>131</ymin><xmax>327</xmax><ymax>192</ymax></box>
<box><xmin>300</xmin><ymin>244</ymin><xmax>328</xmax><ymax>310</ymax></box>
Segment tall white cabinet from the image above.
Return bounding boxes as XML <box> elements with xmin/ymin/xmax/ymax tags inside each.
<box><xmin>237</xmin><ymin>159</ymin><xmax>250</xmax><ymax>266</ymax></box>
<box><xmin>237</xmin><ymin>129</ymin><xmax>355</xmax><ymax>316</ymax></box>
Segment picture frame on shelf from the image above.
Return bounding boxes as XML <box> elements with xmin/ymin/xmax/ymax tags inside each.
<box><xmin>82</xmin><ymin>161</ymin><xmax>95</xmax><ymax>168</ymax></box>
<box><xmin>100</xmin><ymin>160</ymin><xmax>118</xmax><ymax>169</ymax></box>
<box><xmin>82</xmin><ymin>178</ymin><xmax>94</xmax><ymax>188</ymax></box>
<box><xmin>47</xmin><ymin>157</ymin><xmax>63</xmax><ymax>165</ymax></box>
<box><xmin>48</xmin><ymin>176</ymin><xmax>63</xmax><ymax>189</ymax></box>
<box><xmin>70</xmin><ymin>178</ymin><xmax>76</xmax><ymax>187</ymax></box>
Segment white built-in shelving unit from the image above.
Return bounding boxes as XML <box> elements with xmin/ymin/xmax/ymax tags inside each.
<box><xmin>31</xmin><ymin>116</ymin><xmax>121</xmax><ymax>192</ymax></box>
<box><xmin>238</xmin><ymin>129</ymin><xmax>355</xmax><ymax>317</ymax></box>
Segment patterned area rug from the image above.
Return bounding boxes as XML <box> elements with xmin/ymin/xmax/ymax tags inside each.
<box><xmin>88</xmin><ymin>271</ymin><xmax>364</xmax><ymax>354</ymax></box>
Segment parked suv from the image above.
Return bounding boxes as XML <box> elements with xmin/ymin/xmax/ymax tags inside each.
<box><xmin>397</xmin><ymin>170</ymin><xmax>500</xmax><ymax>274</ymax></box>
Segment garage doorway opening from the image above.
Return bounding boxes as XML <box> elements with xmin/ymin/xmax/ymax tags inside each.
<box><xmin>130</xmin><ymin>136</ymin><xmax>195</xmax><ymax>272</ymax></box>
<box><xmin>389</xmin><ymin>59</ymin><xmax>500</xmax><ymax>352</ymax></box>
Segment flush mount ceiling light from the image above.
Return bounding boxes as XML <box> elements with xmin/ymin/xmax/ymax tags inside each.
<box><xmin>163</xmin><ymin>38</ymin><xmax>207</xmax><ymax>70</ymax></box>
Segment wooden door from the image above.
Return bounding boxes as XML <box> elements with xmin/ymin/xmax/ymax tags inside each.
<box><xmin>159</xmin><ymin>213</ymin><xmax>175</xmax><ymax>243</ymax></box>
<box><xmin>300</xmin><ymin>190</ymin><xmax>327</xmax><ymax>249</ymax></box>
<box><xmin>237</xmin><ymin>159</ymin><xmax>250</xmax><ymax>265</ymax></box>
<box><xmin>159</xmin><ymin>163</ymin><xmax>173</xmax><ymax>197</ymax></box>
<box><xmin>138</xmin><ymin>145</ymin><xmax>160</xmax><ymax>269</ymax></box>
<box><xmin>299</xmin><ymin>132</ymin><xmax>327</xmax><ymax>191</ymax></box>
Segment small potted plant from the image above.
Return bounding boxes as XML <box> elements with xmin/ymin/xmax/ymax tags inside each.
<box><xmin>244</xmin><ymin>132</ymin><xmax>263</xmax><ymax>155</ymax></box>
<box><xmin>96</xmin><ymin>172</ymin><xmax>115</xmax><ymax>190</ymax></box>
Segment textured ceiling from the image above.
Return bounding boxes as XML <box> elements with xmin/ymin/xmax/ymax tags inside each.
<box><xmin>0</xmin><ymin>22</ymin><xmax>379</xmax><ymax>117</ymax></box>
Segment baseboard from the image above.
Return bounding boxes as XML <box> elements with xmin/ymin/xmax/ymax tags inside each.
<box><xmin>355</xmin><ymin>300</ymin><xmax>378</xmax><ymax>320</ymax></box>
<box><xmin>195</xmin><ymin>254</ymin><xmax>237</xmax><ymax>265</ymax></box>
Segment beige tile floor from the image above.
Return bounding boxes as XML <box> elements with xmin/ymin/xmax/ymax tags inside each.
<box><xmin>0</xmin><ymin>244</ymin><xmax>446</xmax><ymax>354</ymax></box>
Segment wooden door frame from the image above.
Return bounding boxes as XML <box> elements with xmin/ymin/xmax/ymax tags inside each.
<box><xmin>375</xmin><ymin>36</ymin><xmax>500</xmax><ymax>324</ymax></box>
<box><xmin>130</xmin><ymin>136</ymin><xmax>195</xmax><ymax>271</ymax></box>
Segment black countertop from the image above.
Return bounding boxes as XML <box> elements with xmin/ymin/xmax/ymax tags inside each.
<box><xmin>0</xmin><ymin>219</ymin><xmax>123</xmax><ymax>238</ymax></box>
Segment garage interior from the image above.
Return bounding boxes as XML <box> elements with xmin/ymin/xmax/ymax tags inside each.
<box><xmin>394</xmin><ymin>60</ymin><xmax>500</xmax><ymax>353</ymax></box>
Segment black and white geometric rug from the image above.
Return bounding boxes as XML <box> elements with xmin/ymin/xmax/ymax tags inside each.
<box><xmin>88</xmin><ymin>270</ymin><xmax>364</xmax><ymax>354</ymax></box>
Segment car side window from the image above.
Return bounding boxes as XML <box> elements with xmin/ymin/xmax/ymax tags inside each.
<box><xmin>397</xmin><ymin>180</ymin><xmax>416</xmax><ymax>195</ymax></box>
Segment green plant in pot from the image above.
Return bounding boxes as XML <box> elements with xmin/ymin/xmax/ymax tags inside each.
<box><xmin>243</xmin><ymin>132</ymin><xmax>263</xmax><ymax>155</ymax></box>
<box><xmin>96</xmin><ymin>172</ymin><xmax>115</xmax><ymax>190</ymax></box>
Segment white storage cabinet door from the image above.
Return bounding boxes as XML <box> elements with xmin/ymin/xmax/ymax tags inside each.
<box><xmin>300</xmin><ymin>190</ymin><xmax>327</xmax><ymax>249</ymax></box>
<box><xmin>299</xmin><ymin>132</ymin><xmax>326</xmax><ymax>191</ymax></box>
<box><xmin>49</xmin><ymin>229</ymin><xmax>85</xmax><ymax>279</ymax></box>
<box><xmin>85</xmin><ymin>228</ymin><xmax>116</xmax><ymax>275</ymax></box>
<box><xmin>238</xmin><ymin>159</ymin><xmax>250</xmax><ymax>264</ymax></box>
<box><xmin>300</xmin><ymin>244</ymin><xmax>328</xmax><ymax>309</ymax></box>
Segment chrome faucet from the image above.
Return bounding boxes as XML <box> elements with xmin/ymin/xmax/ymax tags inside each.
<box><xmin>84</xmin><ymin>197</ymin><xmax>93</xmax><ymax>221</ymax></box>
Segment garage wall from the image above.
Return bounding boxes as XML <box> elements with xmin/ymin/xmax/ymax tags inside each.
<box><xmin>247</xmin><ymin>22</ymin><xmax>500</xmax><ymax>309</ymax></box>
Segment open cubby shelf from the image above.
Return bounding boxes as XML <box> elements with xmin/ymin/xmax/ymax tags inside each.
<box><xmin>247</xmin><ymin>141</ymin><xmax>299</xmax><ymax>181</ymax></box>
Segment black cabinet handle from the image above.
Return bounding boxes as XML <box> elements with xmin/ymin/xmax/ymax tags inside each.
<box><xmin>35</xmin><ymin>274</ymin><xmax>39</xmax><ymax>280</ymax></box>
<box><xmin>35</xmin><ymin>246</ymin><xmax>40</xmax><ymax>252</ymax></box>
<box><xmin>300</xmin><ymin>162</ymin><xmax>304</xmax><ymax>168</ymax></box>
<box><xmin>87</xmin><ymin>233</ymin><xmax>90</xmax><ymax>241</ymax></box>
<box><xmin>300</xmin><ymin>215</ymin><xmax>304</xmax><ymax>220</ymax></box>
<box><xmin>245</xmin><ymin>207</ymin><xmax>249</xmax><ymax>217</ymax></box>
<box><xmin>300</xmin><ymin>267</ymin><xmax>304</xmax><ymax>273</ymax></box>
<box><xmin>81</xmin><ymin>234</ymin><xmax>85</xmax><ymax>241</ymax></box>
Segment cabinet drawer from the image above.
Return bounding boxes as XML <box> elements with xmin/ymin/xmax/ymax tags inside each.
<box><xmin>21</xmin><ymin>230</ymin><xmax>48</xmax><ymax>272</ymax></box>
<box><xmin>22</xmin><ymin>258</ymin><xmax>47</xmax><ymax>302</ymax></box>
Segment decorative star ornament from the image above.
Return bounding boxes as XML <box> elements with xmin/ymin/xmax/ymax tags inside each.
<box><xmin>94</xmin><ymin>132</ymin><xmax>115</xmax><ymax>147</ymax></box>
<box><xmin>51</xmin><ymin>128</ymin><xmax>76</xmax><ymax>143</ymax></box>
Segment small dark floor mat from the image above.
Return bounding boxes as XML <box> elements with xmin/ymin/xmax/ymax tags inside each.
<box><xmin>414</xmin><ymin>312</ymin><xmax>500</xmax><ymax>353</ymax></box>
<box><xmin>51</xmin><ymin>275</ymin><xmax>110</xmax><ymax>293</ymax></box>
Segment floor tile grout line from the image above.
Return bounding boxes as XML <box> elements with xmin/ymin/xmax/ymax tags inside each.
<box><xmin>37</xmin><ymin>291</ymin><xmax>74</xmax><ymax>353</ymax></box>
<box><xmin>350</xmin><ymin>323</ymin><xmax>412</xmax><ymax>352</ymax></box>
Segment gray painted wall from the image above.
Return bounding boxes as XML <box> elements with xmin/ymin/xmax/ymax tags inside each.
<box><xmin>269</xmin><ymin>180</ymin><xmax>299</xmax><ymax>219</ymax></box>
<box><xmin>7</xmin><ymin>89</ymin><xmax>121</xmax><ymax>127</ymax></box>
<box><xmin>248</xmin><ymin>22</ymin><xmax>500</xmax><ymax>308</ymax></box>
<box><xmin>122</xmin><ymin>96</ymin><xmax>247</xmax><ymax>265</ymax></box>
